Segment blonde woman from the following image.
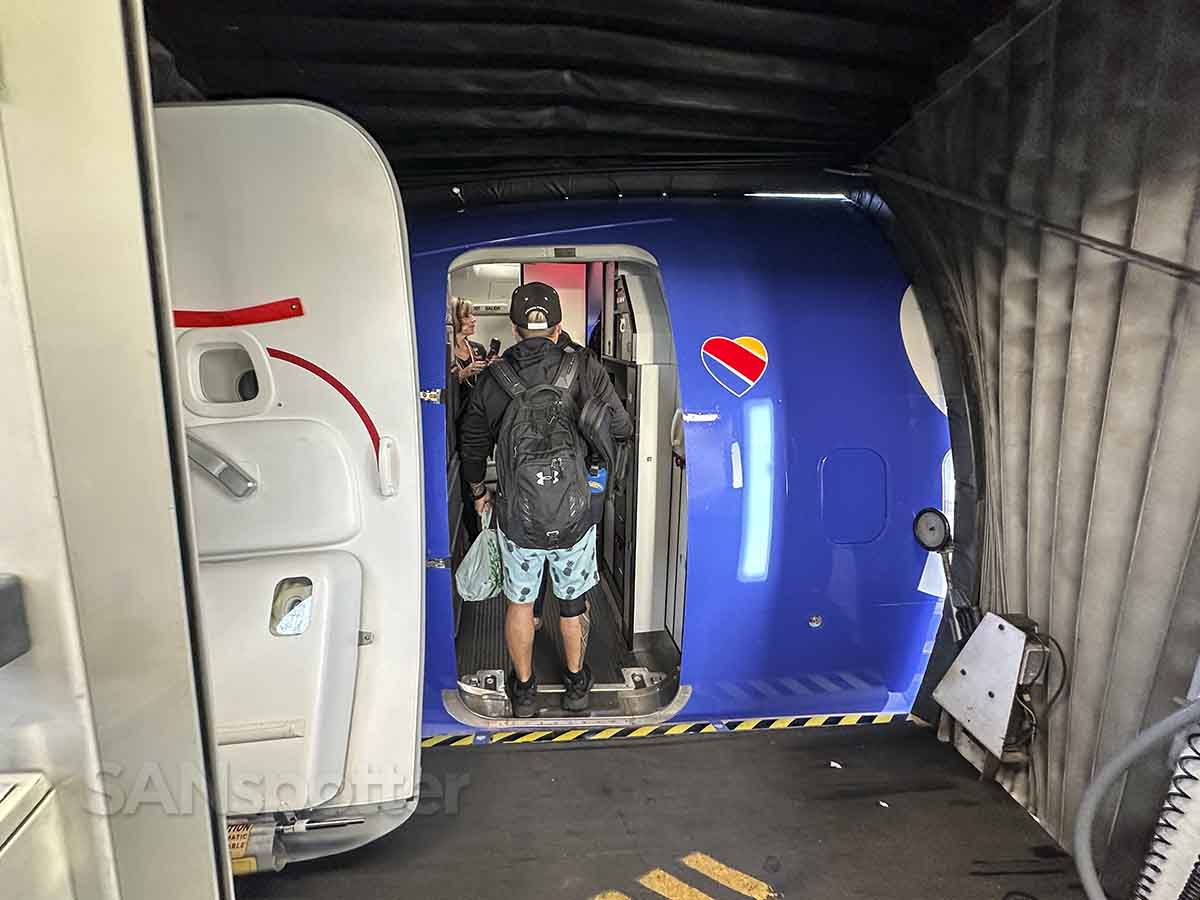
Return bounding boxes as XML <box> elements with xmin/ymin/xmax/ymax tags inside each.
<box><xmin>451</xmin><ymin>298</ymin><xmax>488</xmax><ymax>394</ymax></box>
<box><xmin>451</xmin><ymin>298</ymin><xmax>489</xmax><ymax>540</ymax></box>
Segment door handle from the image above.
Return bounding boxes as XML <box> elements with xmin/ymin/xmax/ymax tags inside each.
<box><xmin>670</xmin><ymin>408</ymin><xmax>685</xmax><ymax>451</ymax></box>
<box><xmin>187</xmin><ymin>434</ymin><xmax>257</xmax><ymax>498</ymax></box>
<box><xmin>377</xmin><ymin>434</ymin><xmax>399</xmax><ymax>497</ymax></box>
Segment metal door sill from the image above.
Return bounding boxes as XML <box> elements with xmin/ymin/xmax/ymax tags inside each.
<box><xmin>442</xmin><ymin>678</ymin><xmax>690</xmax><ymax>730</ymax></box>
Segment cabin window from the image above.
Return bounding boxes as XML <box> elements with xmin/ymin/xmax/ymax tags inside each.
<box><xmin>198</xmin><ymin>345</ymin><xmax>258</xmax><ymax>403</ymax></box>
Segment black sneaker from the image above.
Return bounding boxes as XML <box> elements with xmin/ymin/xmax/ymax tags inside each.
<box><xmin>562</xmin><ymin>664</ymin><xmax>593</xmax><ymax>713</ymax></box>
<box><xmin>508</xmin><ymin>671</ymin><xmax>538</xmax><ymax>718</ymax></box>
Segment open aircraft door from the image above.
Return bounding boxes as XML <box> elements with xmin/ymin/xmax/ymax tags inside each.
<box><xmin>154</xmin><ymin>103</ymin><xmax>425</xmax><ymax>846</ymax></box>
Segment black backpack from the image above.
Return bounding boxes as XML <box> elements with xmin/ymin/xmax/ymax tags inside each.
<box><xmin>490</xmin><ymin>347</ymin><xmax>592</xmax><ymax>550</ymax></box>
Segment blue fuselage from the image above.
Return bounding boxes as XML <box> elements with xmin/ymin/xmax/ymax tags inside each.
<box><xmin>410</xmin><ymin>199</ymin><xmax>949</xmax><ymax>733</ymax></box>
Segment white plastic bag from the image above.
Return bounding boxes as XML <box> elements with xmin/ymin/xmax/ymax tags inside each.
<box><xmin>455</xmin><ymin>509</ymin><xmax>503</xmax><ymax>602</ymax></box>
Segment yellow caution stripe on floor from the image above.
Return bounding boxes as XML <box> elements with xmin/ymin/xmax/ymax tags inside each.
<box><xmin>722</xmin><ymin>712</ymin><xmax>901</xmax><ymax>731</ymax></box>
<box><xmin>421</xmin><ymin>712</ymin><xmax>918</xmax><ymax>748</ymax></box>
<box><xmin>420</xmin><ymin>733</ymin><xmax>477</xmax><ymax>748</ymax></box>
<box><xmin>592</xmin><ymin>850</ymin><xmax>783</xmax><ymax>900</ymax></box>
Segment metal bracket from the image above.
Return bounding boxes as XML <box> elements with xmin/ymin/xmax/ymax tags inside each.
<box><xmin>277</xmin><ymin>816</ymin><xmax>366</xmax><ymax>835</ymax></box>
<box><xmin>425</xmin><ymin>556</ymin><xmax>452</xmax><ymax>569</ymax></box>
<box><xmin>419</xmin><ymin>388</ymin><xmax>444</xmax><ymax>404</ymax></box>
<box><xmin>933</xmin><ymin>612</ymin><xmax>1027</xmax><ymax>757</ymax></box>
<box><xmin>358</xmin><ymin>630</ymin><xmax>374</xmax><ymax>646</ymax></box>
<box><xmin>460</xmin><ymin>669</ymin><xmax>506</xmax><ymax>694</ymax></box>
<box><xmin>621</xmin><ymin>667</ymin><xmax>666</xmax><ymax>690</ymax></box>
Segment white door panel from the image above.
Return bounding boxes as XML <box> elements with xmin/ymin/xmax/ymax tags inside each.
<box><xmin>190</xmin><ymin>419</ymin><xmax>361</xmax><ymax>557</ymax></box>
<box><xmin>156</xmin><ymin>101</ymin><xmax>425</xmax><ymax>815</ymax></box>
<box><xmin>201</xmin><ymin>552</ymin><xmax>361</xmax><ymax>816</ymax></box>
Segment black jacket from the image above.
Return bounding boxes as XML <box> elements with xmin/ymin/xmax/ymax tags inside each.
<box><xmin>451</xmin><ymin>338</ymin><xmax>487</xmax><ymax>423</ymax></box>
<box><xmin>459</xmin><ymin>335</ymin><xmax>633</xmax><ymax>485</ymax></box>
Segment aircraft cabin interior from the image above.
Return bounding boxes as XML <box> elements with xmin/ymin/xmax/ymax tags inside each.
<box><xmin>444</xmin><ymin>255</ymin><xmax>687</xmax><ymax>722</ymax></box>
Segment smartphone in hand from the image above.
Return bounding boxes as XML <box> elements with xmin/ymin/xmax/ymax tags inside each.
<box><xmin>488</xmin><ymin>338</ymin><xmax>501</xmax><ymax>358</ymax></box>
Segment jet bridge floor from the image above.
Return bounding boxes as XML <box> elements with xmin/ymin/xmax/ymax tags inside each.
<box><xmin>235</xmin><ymin>724</ymin><xmax>1080</xmax><ymax>900</ymax></box>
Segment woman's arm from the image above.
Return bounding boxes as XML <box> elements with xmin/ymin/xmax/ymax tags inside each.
<box><xmin>452</xmin><ymin>347</ymin><xmax>486</xmax><ymax>382</ymax></box>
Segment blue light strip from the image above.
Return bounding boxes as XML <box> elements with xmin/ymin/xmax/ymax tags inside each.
<box><xmin>738</xmin><ymin>399</ymin><xmax>775</xmax><ymax>582</ymax></box>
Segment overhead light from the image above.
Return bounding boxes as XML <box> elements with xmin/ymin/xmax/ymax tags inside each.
<box><xmin>744</xmin><ymin>192</ymin><xmax>849</xmax><ymax>201</ymax></box>
<box><xmin>473</xmin><ymin>263</ymin><xmax>520</xmax><ymax>278</ymax></box>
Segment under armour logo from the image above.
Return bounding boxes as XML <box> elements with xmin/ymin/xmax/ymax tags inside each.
<box><xmin>535</xmin><ymin>470</ymin><xmax>560</xmax><ymax>486</ymax></box>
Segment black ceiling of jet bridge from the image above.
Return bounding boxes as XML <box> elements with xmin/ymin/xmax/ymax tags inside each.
<box><xmin>146</xmin><ymin>1</ymin><xmax>1013</xmax><ymax>211</ymax></box>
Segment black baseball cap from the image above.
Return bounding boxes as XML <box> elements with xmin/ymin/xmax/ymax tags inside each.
<box><xmin>509</xmin><ymin>282</ymin><xmax>562</xmax><ymax>331</ymax></box>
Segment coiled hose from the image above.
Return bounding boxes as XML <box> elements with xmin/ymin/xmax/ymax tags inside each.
<box><xmin>1180</xmin><ymin>861</ymin><xmax>1200</xmax><ymax>900</ymax></box>
<box><xmin>1074</xmin><ymin>698</ymin><xmax>1200</xmax><ymax>900</ymax></box>
<box><xmin>1134</xmin><ymin>733</ymin><xmax>1200</xmax><ymax>899</ymax></box>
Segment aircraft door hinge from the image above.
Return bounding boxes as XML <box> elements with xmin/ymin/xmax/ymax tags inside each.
<box><xmin>419</xmin><ymin>388</ymin><xmax>444</xmax><ymax>404</ymax></box>
<box><xmin>425</xmin><ymin>556</ymin><xmax>452</xmax><ymax>569</ymax></box>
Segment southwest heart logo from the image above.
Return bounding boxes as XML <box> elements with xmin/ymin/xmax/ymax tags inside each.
<box><xmin>701</xmin><ymin>336</ymin><xmax>768</xmax><ymax>397</ymax></box>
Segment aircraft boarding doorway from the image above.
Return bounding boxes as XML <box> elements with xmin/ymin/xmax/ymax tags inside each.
<box><xmin>155</xmin><ymin>102</ymin><xmax>427</xmax><ymax>860</ymax></box>
<box><xmin>444</xmin><ymin>248</ymin><xmax>689</xmax><ymax>727</ymax></box>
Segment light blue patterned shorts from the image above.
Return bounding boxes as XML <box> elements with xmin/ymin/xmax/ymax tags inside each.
<box><xmin>497</xmin><ymin>524</ymin><xmax>600</xmax><ymax>604</ymax></box>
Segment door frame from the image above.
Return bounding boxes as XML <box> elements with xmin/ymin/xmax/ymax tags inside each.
<box><xmin>0</xmin><ymin>2</ymin><xmax>230</xmax><ymax>898</ymax></box>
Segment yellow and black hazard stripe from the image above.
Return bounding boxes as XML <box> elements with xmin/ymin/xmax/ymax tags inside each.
<box><xmin>422</xmin><ymin>712</ymin><xmax>920</xmax><ymax>749</ymax></box>
<box><xmin>420</xmin><ymin>734</ymin><xmax>478</xmax><ymax>748</ymax></box>
<box><xmin>722</xmin><ymin>712</ymin><xmax>907</xmax><ymax>731</ymax></box>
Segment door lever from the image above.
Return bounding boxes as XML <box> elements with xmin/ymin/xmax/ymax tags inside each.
<box><xmin>670</xmin><ymin>408</ymin><xmax>685</xmax><ymax>451</ymax></box>
<box><xmin>187</xmin><ymin>434</ymin><xmax>257</xmax><ymax>498</ymax></box>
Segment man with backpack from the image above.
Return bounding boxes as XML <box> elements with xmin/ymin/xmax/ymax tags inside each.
<box><xmin>459</xmin><ymin>282</ymin><xmax>632</xmax><ymax>717</ymax></box>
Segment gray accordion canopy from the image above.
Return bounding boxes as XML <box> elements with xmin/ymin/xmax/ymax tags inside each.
<box><xmin>874</xmin><ymin>0</ymin><xmax>1200</xmax><ymax>893</ymax></box>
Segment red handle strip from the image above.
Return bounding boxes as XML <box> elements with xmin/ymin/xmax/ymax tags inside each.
<box><xmin>174</xmin><ymin>298</ymin><xmax>304</xmax><ymax>328</ymax></box>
